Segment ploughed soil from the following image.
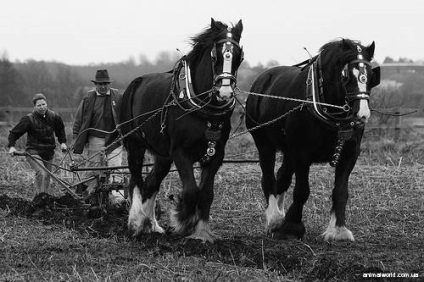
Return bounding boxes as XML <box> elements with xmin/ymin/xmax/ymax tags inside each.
<box><xmin>0</xmin><ymin>193</ymin><xmax>129</xmax><ymax>238</ymax></box>
<box><xmin>1</xmin><ymin>190</ymin><xmax>422</xmax><ymax>282</ymax></box>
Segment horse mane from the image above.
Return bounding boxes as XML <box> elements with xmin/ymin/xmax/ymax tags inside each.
<box><xmin>318</xmin><ymin>38</ymin><xmax>374</xmax><ymax>68</ymax></box>
<box><xmin>185</xmin><ymin>20</ymin><xmax>241</xmax><ymax>64</ymax></box>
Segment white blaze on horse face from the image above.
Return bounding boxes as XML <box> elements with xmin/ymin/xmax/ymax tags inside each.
<box><xmin>265</xmin><ymin>193</ymin><xmax>286</xmax><ymax>232</ymax></box>
<box><xmin>352</xmin><ymin>68</ymin><xmax>371</xmax><ymax>122</ymax></box>
<box><xmin>217</xmin><ymin>44</ymin><xmax>234</xmax><ymax>100</ymax></box>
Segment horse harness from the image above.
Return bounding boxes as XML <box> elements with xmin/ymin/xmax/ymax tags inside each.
<box><xmin>305</xmin><ymin>45</ymin><xmax>372</xmax><ymax>167</ymax></box>
<box><xmin>162</xmin><ymin>30</ymin><xmax>242</xmax><ymax>165</ymax></box>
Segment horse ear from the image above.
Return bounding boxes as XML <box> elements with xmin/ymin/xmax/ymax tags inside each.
<box><xmin>367</xmin><ymin>41</ymin><xmax>376</xmax><ymax>58</ymax></box>
<box><xmin>211</xmin><ymin>18</ymin><xmax>226</xmax><ymax>32</ymax></box>
<box><xmin>342</xmin><ymin>38</ymin><xmax>350</xmax><ymax>49</ymax></box>
<box><xmin>233</xmin><ymin>20</ymin><xmax>243</xmax><ymax>39</ymax></box>
<box><xmin>235</xmin><ymin>19</ymin><xmax>243</xmax><ymax>32</ymax></box>
<box><xmin>211</xmin><ymin>18</ymin><xmax>220</xmax><ymax>32</ymax></box>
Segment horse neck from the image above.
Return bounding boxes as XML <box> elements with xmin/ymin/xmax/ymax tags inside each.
<box><xmin>319</xmin><ymin>56</ymin><xmax>346</xmax><ymax>106</ymax></box>
<box><xmin>188</xmin><ymin>53</ymin><xmax>214</xmax><ymax>95</ymax></box>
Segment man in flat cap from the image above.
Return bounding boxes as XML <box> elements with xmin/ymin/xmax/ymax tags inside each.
<box><xmin>72</xmin><ymin>69</ymin><xmax>123</xmax><ymax>198</ymax></box>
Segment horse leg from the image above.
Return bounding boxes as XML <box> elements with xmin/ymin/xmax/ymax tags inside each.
<box><xmin>274</xmin><ymin>158</ymin><xmax>309</xmax><ymax>239</ymax></box>
<box><xmin>267</xmin><ymin>156</ymin><xmax>294</xmax><ymax>233</ymax></box>
<box><xmin>187</xmin><ymin>155</ymin><xmax>223</xmax><ymax>243</ymax></box>
<box><xmin>126</xmin><ymin>138</ymin><xmax>147</xmax><ymax>236</ymax></box>
<box><xmin>170</xmin><ymin>149</ymin><xmax>200</xmax><ymax>237</ymax></box>
<box><xmin>323</xmin><ymin>142</ymin><xmax>358</xmax><ymax>241</ymax></box>
<box><xmin>256</xmin><ymin>144</ymin><xmax>283</xmax><ymax>232</ymax></box>
<box><xmin>129</xmin><ymin>156</ymin><xmax>172</xmax><ymax>236</ymax></box>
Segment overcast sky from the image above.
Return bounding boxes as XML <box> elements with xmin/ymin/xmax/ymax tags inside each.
<box><xmin>0</xmin><ymin>0</ymin><xmax>422</xmax><ymax>66</ymax></box>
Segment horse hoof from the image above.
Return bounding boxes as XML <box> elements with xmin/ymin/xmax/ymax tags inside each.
<box><xmin>272</xmin><ymin>221</ymin><xmax>305</xmax><ymax>240</ymax></box>
<box><xmin>185</xmin><ymin>220</ymin><xmax>216</xmax><ymax>243</ymax></box>
<box><xmin>272</xmin><ymin>232</ymin><xmax>301</xmax><ymax>240</ymax></box>
<box><xmin>127</xmin><ymin>216</ymin><xmax>153</xmax><ymax>237</ymax></box>
<box><xmin>323</xmin><ymin>226</ymin><xmax>354</xmax><ymax>241</ymax></box>
<box><xmin>266</xmin><ymin>220</ymin><xmax>284</xmax><ymax>234</ymax></box>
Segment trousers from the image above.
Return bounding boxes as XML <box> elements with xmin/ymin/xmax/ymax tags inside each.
<box><xmin>26</xmin><ymin>154</ymin><xmax>53</xmax><ymax>195</ymax></box>
<box><xmin>85</xmin><ymin>136</ymin><xmax>123</xmax><ymax>192</ymax></box>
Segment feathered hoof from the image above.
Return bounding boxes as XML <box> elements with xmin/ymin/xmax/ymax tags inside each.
<box><xmin>266</xmin><ymin>218</ymin><xmax>285</xmax><ymax>234</ymax></box>
<box><xmin>127</xmin><ymin>215</ymin><xmax>165</xmax><ymax>237</ymax></box>
<box><xmin>187</xmin><ymin>220</ymin><xmax>217</xmax><ymax>243</ymax></box>
<box><xmin>170</xmin><ymin>209</ymin><xmax>199</xmax><ymax>236</ymax></box>
<box><xmin>322</xmin><ymin>226</ymin><xmax>354</xmax><ymax>241</ymax></box>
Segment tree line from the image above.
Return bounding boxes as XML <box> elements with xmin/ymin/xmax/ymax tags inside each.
<box><xmin>1</xmin><ymin>53</ymin><xmax>423</xmax><ymax>114</ymax></box>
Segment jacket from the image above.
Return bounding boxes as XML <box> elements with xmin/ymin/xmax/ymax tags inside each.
<box><xmin>8</xmin><ymin>110</ymin><xmax>67</xmax><ymax>160</ymax></box>
<box><xmin>72</xmin><ymin>88</ymin><xmax>122</xmax><ymax>154</ymax></box>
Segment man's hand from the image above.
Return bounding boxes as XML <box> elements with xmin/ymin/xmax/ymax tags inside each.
<box><xmin>60</xmin><ymin>143</ymin><xmax>68</xmax><ymax>152</ymax></box>
<box><xmin>8</xmin><ymin>147</ymin><xmax>17</xmax><ymax>157</ymax></box>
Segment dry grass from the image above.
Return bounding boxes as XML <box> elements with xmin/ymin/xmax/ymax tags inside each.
<box><xmin>0</xmin><ymin>125</ymin><xmax>423</xmax><ymax>281</ymax></box>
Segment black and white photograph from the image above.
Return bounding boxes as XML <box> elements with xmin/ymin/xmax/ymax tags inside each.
<box><xmin>0</xmin><ymin>0</ymin><xmax>422</xmax><ymax>281</ymax></box>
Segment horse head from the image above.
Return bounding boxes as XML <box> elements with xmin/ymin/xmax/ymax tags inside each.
<box><xmin>186</xmin><ymin>18</ymin><xmax>244</xmax><ymax>104</ymax></box>
<box><xmin>318</xmin><ymin>39</ymin><xmax>380</xmax><ymax>124</ymax></box>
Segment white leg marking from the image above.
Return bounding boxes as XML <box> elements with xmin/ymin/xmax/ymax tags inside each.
<box><xmin>265</xmin><ymin>193</ymin><xmax>286</xmax><ymax>232</ymax></box>
<box><xmin>128</xmin><ymin>186</ymin><xmax>164</xmax><ymax>236</ymax></box>
<box><xmin>323</xmin><ymin>212</ymin><xmax>354</xmax><ymax>241</ymax></box>
<box><xmin>128</xmin><ymin>185</ymin><xmax>143</xmax><ymax>235</ymax></box>
<box><xmin>188</xmin><ymin>220</ymin><xmax>217</xmax><ymax>243</ymax></box>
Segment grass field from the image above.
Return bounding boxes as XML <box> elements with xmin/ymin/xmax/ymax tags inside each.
<box><xmin>0</xmin><ymin>126</ymin><xmax>423</xmax><ymax>281</ymax></box>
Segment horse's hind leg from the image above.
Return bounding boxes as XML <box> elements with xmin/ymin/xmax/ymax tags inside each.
<box><xmin>126</xmin><ymin>138</ymin><xmax>146</xmax><ymax>237</ymax></box>
<box><xmin>273</xmin><ymin>158</ymin><xmax>309</xmax><ymax>240</ymax></box>
<box><xmin>128</xmin><ymin>155</ymin><xmax>172</xmax><ymax>236</ymax></box>
<box><xmin>254</xmin><ymin>139</ymin><xmax>281</xmax><ymax>232</ymax></box>
<box><xmin>267</xmin><ymin>156</ymin><xmax>294</xmax><ymax>233</ymax></box>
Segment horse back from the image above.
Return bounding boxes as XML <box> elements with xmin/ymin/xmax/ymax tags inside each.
<box><xmin>122</xmin><ymin>73</ymin><xmax>173</xmax><ymax>127</ymax></box>
<box><xmin>247</xmin><ymin>66</ymin><xmax>304</xmax><ymax>121</ymax></box>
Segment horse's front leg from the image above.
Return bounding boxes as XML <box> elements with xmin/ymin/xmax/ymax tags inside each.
<box><xmin>128</xmin><ymin>155</ymin><xmax>172</xmax><ymax>237</ymax></box>
<box><xmin>187</xmin><ymin>153</ymin><xmax>224</xmax><ymax>243</ymax></box>
<box><xmin>323</xmin><ymin>141</ymin><xmax>358</xmax><ymax>241</ymax></box>
<box><xmin>170</xmin><ymin>149</ymin><xmax>200</xmax><ymax>238</ymax></box>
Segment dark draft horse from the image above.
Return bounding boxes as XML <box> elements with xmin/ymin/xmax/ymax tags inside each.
<box><xmin>121</xmin><ymin>19</ymin><xmax>243</xmax><ymax>242</ymax></box>
<box><xmin>246</xmin><ymin>39</ymin><xmax>380</xmax><ymax>241</ymax></box>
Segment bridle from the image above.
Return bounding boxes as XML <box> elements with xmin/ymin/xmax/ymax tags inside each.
<box><xmin>342</xmin><ymin>45</ymin><xmax>373</xmax><ymax>102</ymax></box>
<box><xmin>170</xmin><ymin>27</ymin><xmax>243</xmax><ymax>119</ymax></box>
<box><xmin>304</xmin><ymin>44</ymin><xmax>378</xmax><ymax>167</ymax></box>
<box><xmin>210</xmin><ymin>29</ymin><xmax>244</xmax><ymax>99</ymax></box>
<box><xmin>306</xmin><ymin>45</ymin><xmax>375</xmax><ymax>130</ymax></box>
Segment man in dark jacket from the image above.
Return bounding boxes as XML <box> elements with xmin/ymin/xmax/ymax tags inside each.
<box><xmin>8</xmin><ymin>93</ymin><xmax>67</xmax><ymax>196</ymax></box>
<box><xmin>72</xmin><ymin>69</ymin><xmax>123</xmax><ymax>196</ymax></box>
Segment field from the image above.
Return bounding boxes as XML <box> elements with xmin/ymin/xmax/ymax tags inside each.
<box><xmin>0</xmin><ymin>128</ymin><xmax>423</xmax><ymax>281</ymax></box>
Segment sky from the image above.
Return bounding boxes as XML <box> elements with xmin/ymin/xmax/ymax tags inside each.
<box><xmin>0</xmin><ymin>0</ymin><xmax>422</xmax><ymax>66</ymax></box>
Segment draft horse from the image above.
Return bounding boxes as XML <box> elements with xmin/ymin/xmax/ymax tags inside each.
<box><xmin>121</xmin><ymin>19</ymin><xmax>243</xmax><ymax>242</ymax></box>
<box><xmin>246</xmin><ymin>39</ymin><xmax>380</xmax><ymax>241</ymax></box>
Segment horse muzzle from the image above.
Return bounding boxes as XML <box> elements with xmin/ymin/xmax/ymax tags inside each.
<box><xmin>214</xmin><ymin>73</ymin><xmax>237</xmax><ymax>101</ymax></box>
